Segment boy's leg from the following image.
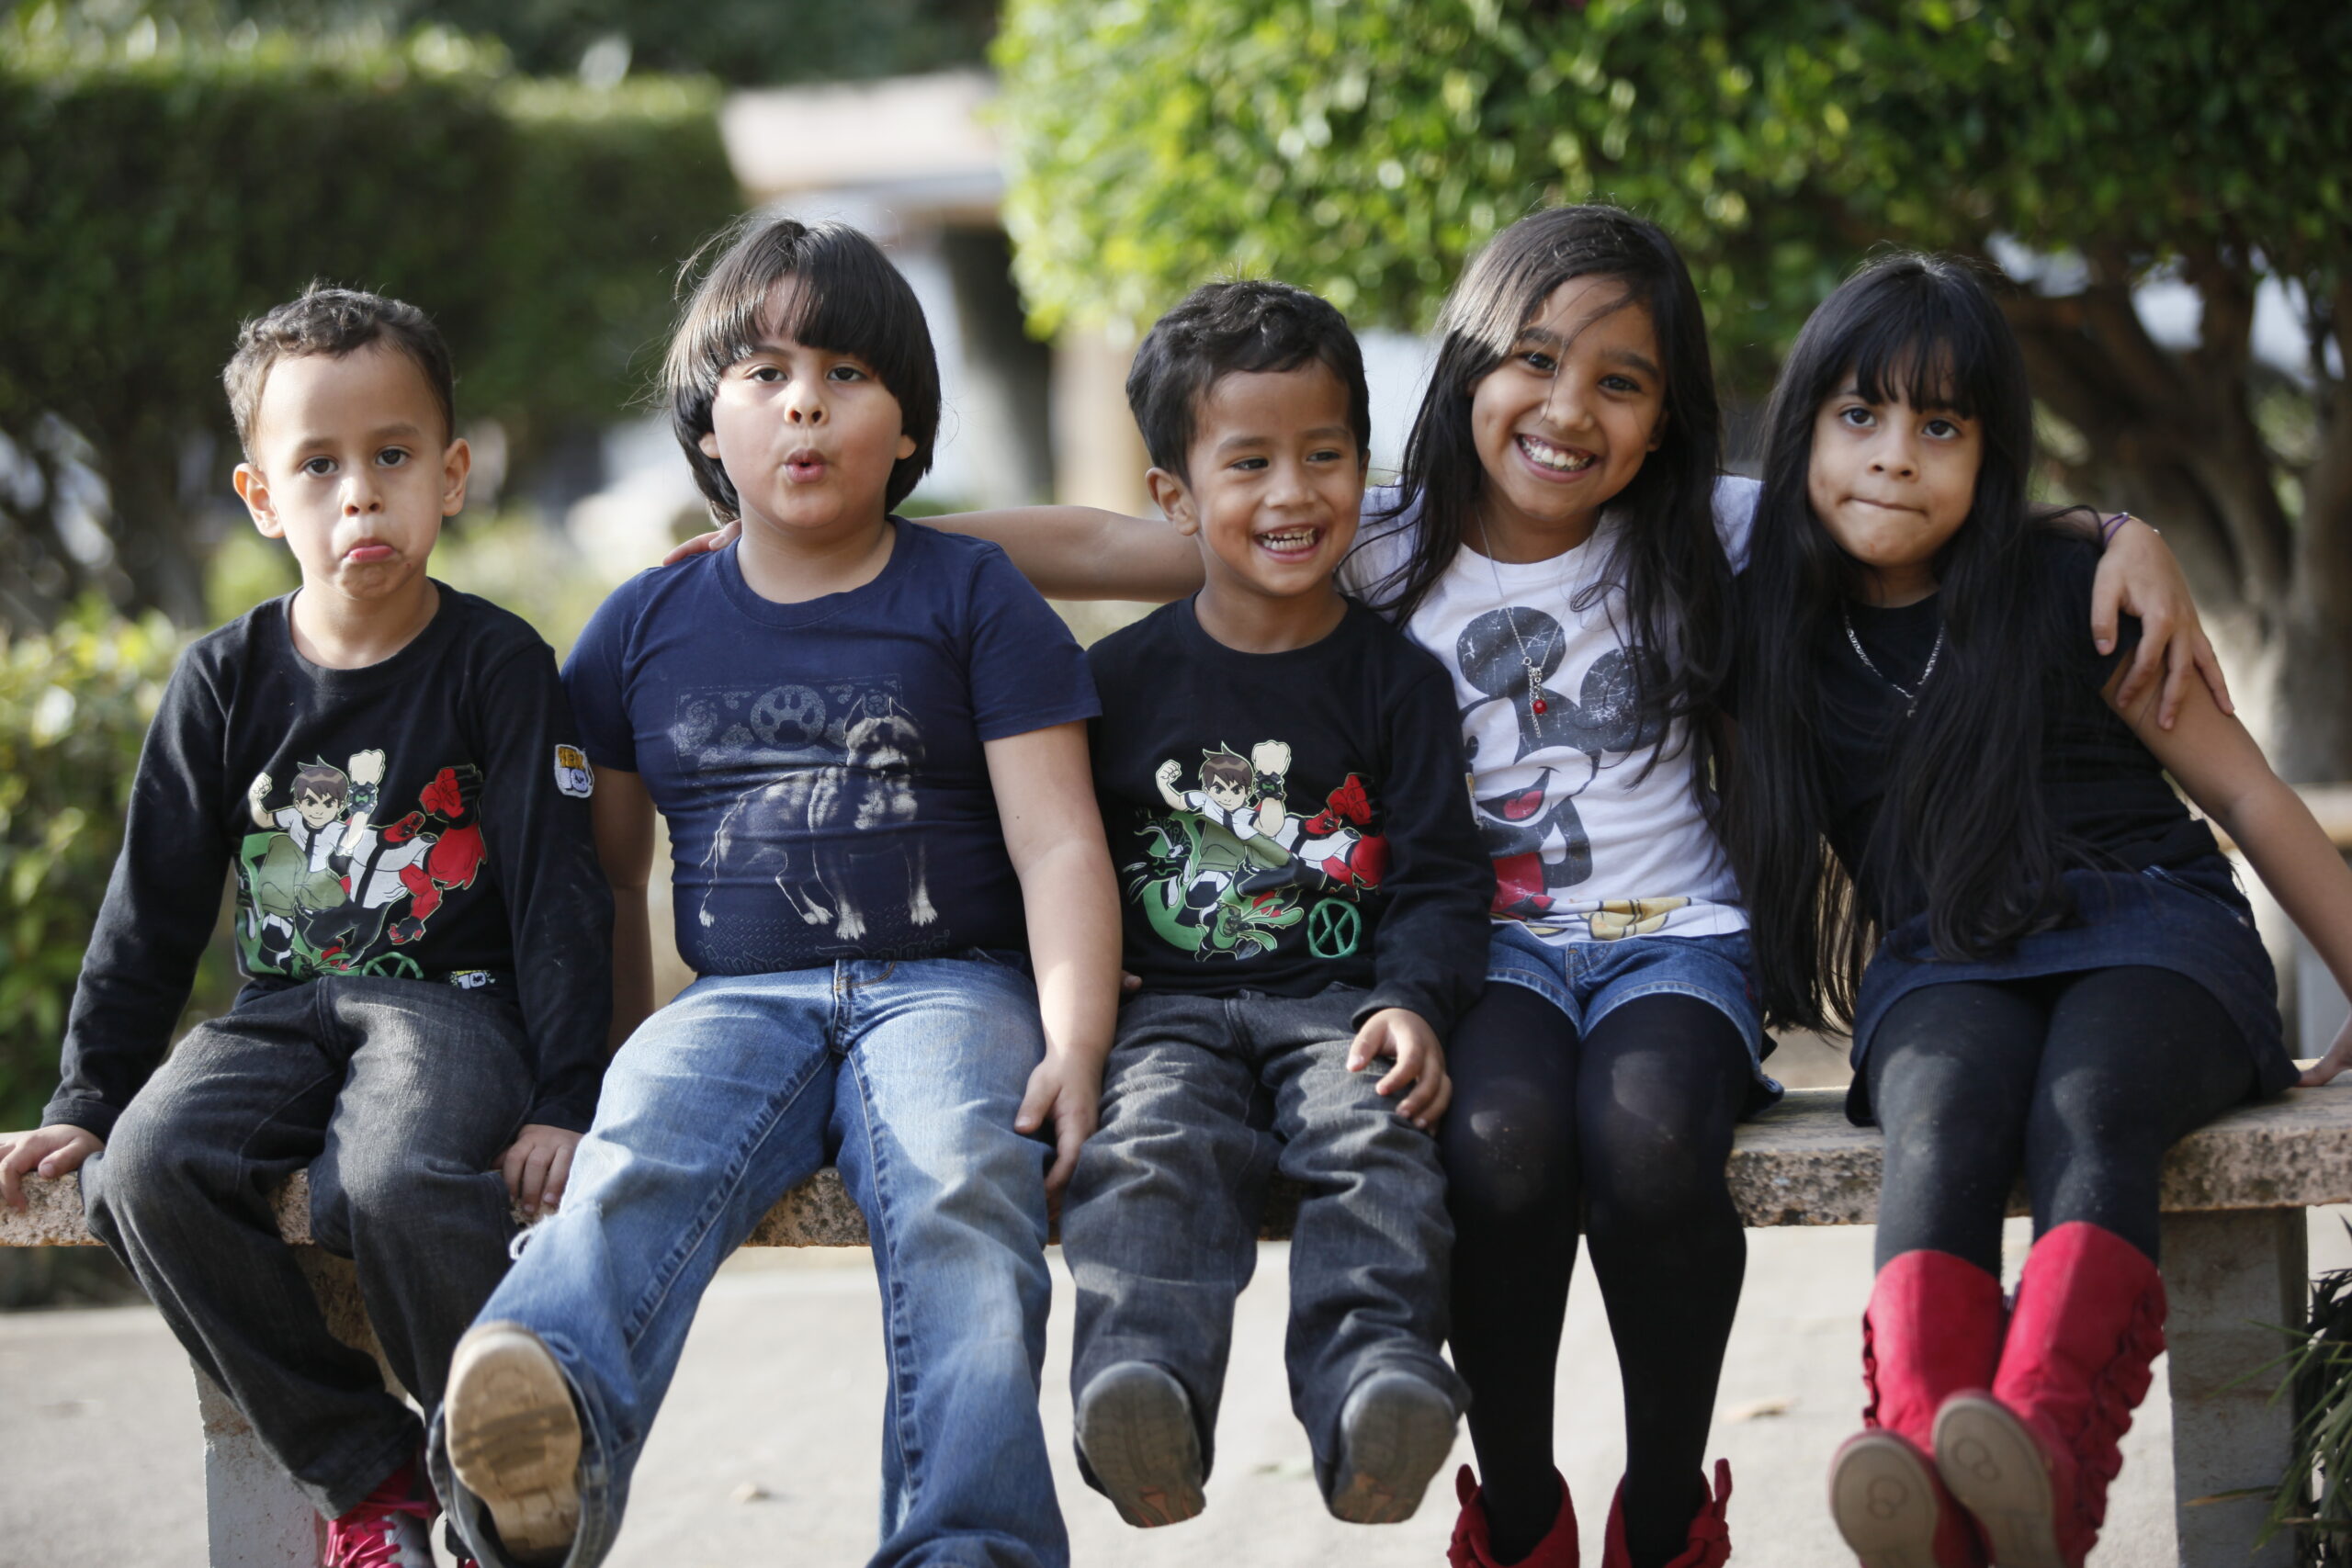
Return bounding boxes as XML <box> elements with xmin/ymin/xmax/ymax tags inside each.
<box><xmin>1060</xmin><ymin>994</ymin><xmax>1271</xmax><ymax>1505</ymax></box>
<box><xmin>305</xmin><ymin>978</ymin><xmax>536</xmax><ymax>1415</ymax></box>
<box><xmin>829</xmin><ymin>954</ymin><xmax>1074</xmax><ymax>1568</ymax></box>
<box><xmin>78</xmin><ymin>986</ymin><xmax>419</xmax><ymax>1519</ymax></box>
<box><xmin>1257</xmin><ymin>989</ymin><xmax>1464</xmax><ymax>1490</ymax></box>
<box><xmin>431</xmin><ymin>971</ymin><xmax>841</xmax><ymax>1568</ymax></box>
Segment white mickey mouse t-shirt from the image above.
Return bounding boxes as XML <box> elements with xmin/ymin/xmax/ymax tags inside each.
<box><xmin>1340</xmin><ymin>475</ymin><xmax>1758</xmax><ymax>945</ymax></box>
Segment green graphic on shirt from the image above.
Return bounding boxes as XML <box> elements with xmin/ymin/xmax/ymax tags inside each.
<box><xmin>1121</xmin><ymin>740</ymin><xmax>1389</xmax><ymax>964</ymax></box>
<box><xmin>1306</xmin><ymin>898</ymin><xmax>1361</xmax><ymax>959</ymax></box>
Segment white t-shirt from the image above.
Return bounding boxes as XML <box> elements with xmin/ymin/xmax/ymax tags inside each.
<box><xmin>1339</xmin><ymin>475</ymin><xmax>1758</xmax><ymax>944</ymax></box>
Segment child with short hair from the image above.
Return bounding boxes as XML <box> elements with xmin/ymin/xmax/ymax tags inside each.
<box><xmin>1059</xmin><ymin>279</ymin><xmax>1489</xmax><ymax>1530</ymax></box>
<box><xmin>0</xmin><ymin>285</ymin><xmax>615</xmax><ymax>1566</ymax></box>
<box><xmin>432</xmin><ymin>216</ymin><xmax>1120</xmax><ymax>1568</ymax></box>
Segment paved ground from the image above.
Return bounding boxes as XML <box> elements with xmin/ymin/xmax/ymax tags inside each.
<box><xmin>13</xmin><ymin>1208</ymin><xmax>2335</xmax><ymax>1567</ymax></box>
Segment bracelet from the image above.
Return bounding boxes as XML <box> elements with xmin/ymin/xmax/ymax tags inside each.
<box><xmin>2098</xmin><ymin>511</ymin><xmax>2149</xmax><ymax>545</ymax></box>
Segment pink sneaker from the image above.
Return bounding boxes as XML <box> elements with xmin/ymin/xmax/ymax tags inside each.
<box><xmin>323</xmin><ymin>1459</ymin><xmax>437</xmax><ymax>1568</ymax></box>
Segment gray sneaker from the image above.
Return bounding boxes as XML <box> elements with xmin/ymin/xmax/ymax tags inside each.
<box><xmin>1328</xmin><ymin>1371</ymin><xmax>1458</xmax><ymax>1524</ymax></box>
<box><xmin>1075</xmin><ymin>1361</ymin><xmax>1206</xmax><ymax>1529</ymax></box>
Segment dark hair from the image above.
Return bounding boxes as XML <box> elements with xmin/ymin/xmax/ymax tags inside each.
<box><xmin>1360</xmin><ymin>205</ymin><xmax>1733</xmax><ymax>775</ymax></box>
<box><xmin>1724</xmin><ymin>250</ymin><xmax>2071</xmax><ymax>1031</ymax></box>
<box><xmin>1197</xmin><ymin>748</ymin><xmax>1252</xmax><ymax>790</ymax></box>
<box><xmin>290</xmin><ymin>760</ymin><xmax>349</xmax><ymax>805</ymax></box>
<box><xmin>663</xmin><ymin>214</ymin><xmax>941</xmax><ymax>519</ymax></box>
<box><xmin>1125</xmin><ymin>279</ymin><xmax>1371</xmax><ymax>479</ymax></box>
<box><xmin>223</xmin><ymin>286</ymin><xmax>456</xmax><ymax>461</ymax></box>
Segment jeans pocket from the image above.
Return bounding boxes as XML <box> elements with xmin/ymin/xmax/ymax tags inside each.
<box><xmin>2143</xmin><ymin>863</ymin><xmax>2252</xmax><ymax>925</ymax></box>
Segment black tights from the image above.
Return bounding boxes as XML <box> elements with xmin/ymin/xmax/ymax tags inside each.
<box><xmin>1442</xmin><ymin>986</ymin><xmax>1753</xmax><ymax>1568</ymax></box>
<box><xmin>1865</xmin><ymin>965</ymin><xmax>2256</xmax><ymax>1272</ymax></box>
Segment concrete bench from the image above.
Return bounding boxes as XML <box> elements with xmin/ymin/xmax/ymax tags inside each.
<box><xmin>8</xmin><ymin>1081</ymin><xmax>2351</xmax><ymax>1567</ymax></box>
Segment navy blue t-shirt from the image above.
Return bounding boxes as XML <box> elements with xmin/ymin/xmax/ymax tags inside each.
<box><xmin>564</xmin><ymin>521</ymin><xmax>1099</xmax><ymax>974</ymax></box>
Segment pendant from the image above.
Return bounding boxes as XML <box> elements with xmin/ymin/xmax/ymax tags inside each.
<box><xmin>1525</xmin><ymin>659</ymin><xmax>1547</xmax><ymax>716</ymax></box>
<box><xmin>1531</xmin><ymin>694</ymin><xmax>1548</xmax><ymax>715</ymax></box>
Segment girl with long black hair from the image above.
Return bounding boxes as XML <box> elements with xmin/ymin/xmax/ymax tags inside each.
<box><xmin>1724</xmin><ymin>251</ymin><xmax>2352</xmax><ymax>1568</ymax></box>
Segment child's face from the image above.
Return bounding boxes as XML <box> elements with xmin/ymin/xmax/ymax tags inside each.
<box><xmin>1148</xmin><ymin>361</ymin><xmax>1363</xmax><ymax>610</ymax></box>
<box><xmin>232</xmin><ymin>342</ymin><xmax>468</xmax><ymax>605</ymax></box>
<box><xmin>698</xmin><ymin>286</ymin><xmax>917</xmax><ymax>545</ymax></box>
<box><xmin>1470</xmin><ymin>275</ymin><xmax>1666</xmax><ymax>548</ymax></box>
<box><xmin>1205</xmin><ymin>776</ymin><xmax>1249</xmax><ymax>812</ymax></box>
<box><xmin>1807</xmin><ymin>380</ymin><xmax>1981</xmax><ymax>604</ymax></box>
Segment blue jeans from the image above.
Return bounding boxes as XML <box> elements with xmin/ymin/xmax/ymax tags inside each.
<box><xmin>430</xmin><ymin>956</ymin><xmax>1067</xmax><ymax>1568</ymax></box>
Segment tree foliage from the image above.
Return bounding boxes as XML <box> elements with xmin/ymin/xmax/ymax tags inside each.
<box><xmin>0</xmin><ymin>12</ymin><xmax>738</xmax><ymax>624</ymax></box>
<box><xmin>997</xmin><ymin>0</ymin><xmax>2350</xmax><ymax>766</ymax></box>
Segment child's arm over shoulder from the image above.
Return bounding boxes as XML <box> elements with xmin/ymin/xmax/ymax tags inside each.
<box><xmin>40</xmin><ymin>642</ymin><xmax>236</xmax><ymax>1151</ymax></box>
<box><xmin>469</xmin><ymin>624</ymin><xmax>615</xmax><ymax>1137</ymax></box>
<box><xmin>2047</xmin><ymin>509</ymin><xmax>2233</xmax><ymax>728</ymax></box>
<box><xmin>666</xmin><ymin>505</ymin><xmax>1204</xmax><ymax>603</ymax></box>
<box><xmin>2109</xmin><ymin>668</ymin><xmax>2352</xmax><ymax>1084</ymax></box>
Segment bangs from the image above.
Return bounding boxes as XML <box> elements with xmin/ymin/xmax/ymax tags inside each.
<box><xmin>1801</xmin><ymin>255</ymin><xmax>2018</xmax><ymax>424</ymax></box>
<box><xmin>662</xmin><ymin>215</ymin><xmax>940</xmax><ymax>516</ymax></box>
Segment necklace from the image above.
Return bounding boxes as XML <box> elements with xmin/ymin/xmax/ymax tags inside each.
<box><xmin>1842</xmin><ymin>603</ymin><xmax>1944</xmax><ymax>718</ymax></box>
<box><xmin>1476</xmin><ymin>521</ymin><xmax>1594</xmax><ymax>719</ymax></box>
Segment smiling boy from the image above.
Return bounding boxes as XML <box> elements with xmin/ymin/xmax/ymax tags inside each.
<box><xmin>1058</xmin><ymin>281</ymin><xmax>1491</xmax><ymax>1530</ymax></box>
<box><xmin>0</xmin><ymin>286</ymin><xmax>614</xmax><ymax>1566</ymax></box>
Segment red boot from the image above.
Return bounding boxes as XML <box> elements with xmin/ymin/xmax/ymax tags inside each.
<box><xmin>1449</xmin><ymin>1464</ymin><xmax>1579</xmax><ymax>1568</ymax></box>
<box><xmin>1830</xmin><ymin>1250</ymin><xmax>2005</xmax><ymax>1567</ymax></box>
<box><xmin>1599</xmin><ymin>1460</ymin><xmax>1731</xmax><ymax>1568</ymax></box>
<box><xmin>1934</xmin><ymin>1222</ymin><xmax>2165</xmax><ymax>1568</ymax></box>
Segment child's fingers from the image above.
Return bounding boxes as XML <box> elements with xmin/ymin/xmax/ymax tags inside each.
<box><xmin>1119</xmin><ymin>970</ymin><xmax>1143</xmax><ymax>994</ymax></box>
<box><xmin>1044</xmin><ymin>1121</ymin><xmax>1082</xmax><ymax>1199</ymax></box>
<box><xmin>498</xmin><ymin>1143</ymin><xmax>526</xmax><ymax>1199</ymax></box>
<box><xmin>2190</xmin><ymin>629</ymin><xmax>2235</xmax><ymax>715</ymax></box>
<box><xmin>1013</xmin><ymin>1074</ymin><xmax>1056</xmax><ymax>1135</ymax></box>
<box><xmin>0</xmin><ymin>1142</ymin><xmax>30</xmax><ymax>1211</ymax></box>
<box><xmin>660</xmin><ymin>521</ymin><xmax>739</xmax><ymax>566</ymax></box>
<box><xmin>2088</xmin><ymin>569</ymin><xmax>2120</xmax><ymax>656</ymax></box>
<box><xmin>1422</xmin><ymin>1072</ymin><xmax>1454</xmax><ymax>1124</ymax></box>
<box><xmin>1373</xmin><ymin>1055</ymin><xmax>1410</xmax><ymax>1097</ymax></box>
<box><xmin>2114</xmin><ymin>620</ymin><xmax>2165</xmax><ymax>717</ymax></box>
<box><xmin>542</xmin><ymin>1142</ymin><xmax>574</xmax><ymax>1212</ymax></box>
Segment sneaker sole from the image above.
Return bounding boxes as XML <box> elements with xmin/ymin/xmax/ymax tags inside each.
<box><xmin>1934</xmin><ymin>1394</ymin><xmax>2064</xmax><ymax>1568</ymax></box>
<box><xmin>1329</xmin><ymin>1372</ymin><xmax>1457</xmax><ymax>1526</ymax></box>
<box><xmin>446</xmin><ymin>1323</ymin><xmax>582</xmax><ymax>1560</ymax></box>
<box><xmin>1828</xmin><ymin>1430</ymin><xmax>1949</xmax><ymax>1568</ymax></box>
<box><xmin>1075</xmin><ymin>1363</ymin><xmax>1204</xmax><ymax>1529</ymax></box>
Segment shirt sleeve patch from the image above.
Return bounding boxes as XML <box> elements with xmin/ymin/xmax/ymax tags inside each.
<box><xmin>554</xmin><ymin>744</ymin><xmax>595</xmax><ymax>799</ymax></box>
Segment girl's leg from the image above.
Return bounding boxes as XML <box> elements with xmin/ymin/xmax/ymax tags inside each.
<box><xmin>2025</xmin><ymin>965</ymin><xmax>2256</xmax><ymax>1258</ymax></box>
<box><xmin>1864</xmin><ymin>982</ymin><xmax>2049</xmax><ymax>1273</ymax></box>
<box><xmin>1576</xmin><ymin>995</ymin><xmax>1750</xmax><ymax>1568</ymax></box>
<box><xmin>1440</xmin><ymin>980</ymin><xmax>1583</xmax><ymax>1562</ymax></box>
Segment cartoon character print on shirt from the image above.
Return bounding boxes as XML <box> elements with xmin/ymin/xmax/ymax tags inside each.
<box><xmin>691</xmin><ymin>680</ymin><xmax>937</xmax><ymax>956</ymax></box>
<box><xmin>1455</xmin><ymin>605</ymin><xmax>1672</xmax><ymax>937</ymax></box>
<box><xmin>1124</xmin><ymin>739</ymin><xmax>1390</xmax><ymax>962</ymax></box>
<box><xmin>236</xmin><ymin>750</ymin><xmax>486</xmax><ymax>977</ymax></box>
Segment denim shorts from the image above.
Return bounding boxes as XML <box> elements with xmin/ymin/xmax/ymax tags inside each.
<box><xmin>1486</xmin><ymin>921</ymin><xmax>1781</xmax><ymax>1106</ymax></box>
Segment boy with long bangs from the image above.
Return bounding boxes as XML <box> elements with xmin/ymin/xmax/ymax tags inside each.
<box><xmin>433</xmin><ymin>216</ymin><xmax>1120</xmax><ymax>1568</ymax></box>
<box><xmin>0</xmin><ymin>286</ymin><xmax>614</xmax><ymax>1566</ymax></box>
<box><xmin>1060</xmin><ymin>280</ymin><xmax>1490</xmax><ymax>1529</ymax></box>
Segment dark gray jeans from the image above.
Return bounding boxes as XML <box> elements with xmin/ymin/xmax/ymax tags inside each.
<box><xmin>81</xmin><ymin>976</ymin><xmax>534</xmax><ymax>1517</ymax></box>
<box><xmin>1060</xmin><ymin>986</ymin><xmax>1464</xmax><ymax>1486</ymax></box>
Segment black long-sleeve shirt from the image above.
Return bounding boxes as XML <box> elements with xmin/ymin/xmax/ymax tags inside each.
<box><xmin>1088</xmin><ymin>597</ymin><xmax>1492</xmax><ymax>1035</ymax></box>
<box><xmin>46</xmin><ymin>586</ymin><xmax>614</xmax><ymax>1138</ymax></box>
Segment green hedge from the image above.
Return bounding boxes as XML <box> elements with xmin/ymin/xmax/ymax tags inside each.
<box><xmin>0</xmin><ymin>20</ymin><xmax>740</xmax><ymax>620</ymax></box>
<box><xmin>0</xmin><ymin>604</ymin><xmax>229</xmax><ymax>1131</ymax></box>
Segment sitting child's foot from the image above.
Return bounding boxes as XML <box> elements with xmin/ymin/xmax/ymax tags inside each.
<box><xmin>1075</xmin><ymin>1361</ymin><xmax>1206</xmax><ymax>1528</ymax></box>
<box><xmin>323</xmin><ymin>1457</ymin><xmax>436</xmax><ymax>1567</ymax></box>
<box><xmin>1327</xmin><ymin>1370</ymin><xmax>1458</xmax><ymax>1525</ymax></box>
<box><xmin>445</xmin><ymin>1322</ymin><xmax>582</xmax><ymax>1564</ymax></box>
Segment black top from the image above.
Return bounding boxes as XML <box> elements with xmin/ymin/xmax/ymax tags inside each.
<box><xmin>47</xmin><ymin>587</ymin><xmax>615</xmax><ymax>1139</ymax></box>
<box><xmin>1088</xmin><ymin>596</ymin><xmax>1493</xmax><ymax>1034</ymax></box>
<box><xmin>1821</xmin><ymin>538</ymin><xmax>2218</xmax><ymax>926</ymax></box>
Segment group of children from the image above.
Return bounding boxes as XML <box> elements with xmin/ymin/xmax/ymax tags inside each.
<box><xmin>4</xmin><ymin>196</ymin><xmax>2351</xmax><ymax>1568</ymax></box>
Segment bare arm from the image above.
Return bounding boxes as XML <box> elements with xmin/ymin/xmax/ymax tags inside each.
<box><xmin>590</xmin><ymin>766</ymin><xmax>659</xmax><ymax>1055</ymax></box>
<box><xmin>666</xmin><ymin>506</ymin><xmax>1204</xmax><ymax>604</ymax></box>
<box><xmin>983</xmin><ymin>721</ymin><xmax>1123</xmax><ymax>1196</ymax></box>
<box><xmin>2112</xmin><ymin>673</ymin><xmax>2352</xmax><ymax>1082</ymax></box>
<box><xmin>2064</xmin><ymin>513</ymin><xmax>2233</xmax><ymax>727</ymax></box>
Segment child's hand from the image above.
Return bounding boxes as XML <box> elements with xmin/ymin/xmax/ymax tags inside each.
<box><xmin>1014</xmin><ymin>1050</ymin><xmax>1102</xmax><ymax>1201</ymax></box>
<box><xmin>0</xmin><ymin>1124</ymin><xmax>105</xmax><ymax>1211</ymax></box>
<box><xmin>662</xmin><ymin>519</ymin><xmax>741</xmax><ymax>565</ymax></box>
<box><xmin>2092</xmin><ymin>518</ymin><xmax>2233</xmax><ymax>728</ymax></box>
<box><xmin>1349</xmin><ymin>1009</ymin><xmax>1452</xmax><ymax>1128</ymax></box>
<box><xmin>2301</xmin><ymin>1018</ymin><xmax>2352</xmax><ymax>1088</ymax></box>
<box><xmin>498</xmin><ymin>1124</ymin><xmax>582</xmax><ymax>1216</ymax></box>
